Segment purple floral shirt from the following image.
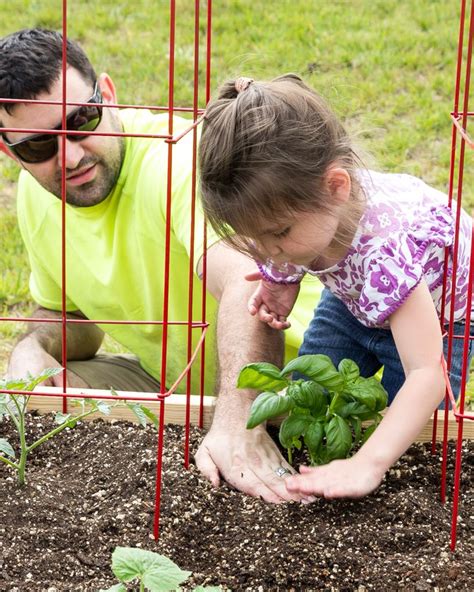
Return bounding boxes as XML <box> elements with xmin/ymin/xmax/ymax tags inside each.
<box><xmin>260</xmin><ymin>170</ymin><xmax>472</xmax><ymax>329</ymax></box>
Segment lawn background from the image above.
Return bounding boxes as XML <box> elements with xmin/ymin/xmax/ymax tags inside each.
<box><xmin>0</xmin><ymin>0</ymin><xmax>473</xmax><ymax>374</ymax></box>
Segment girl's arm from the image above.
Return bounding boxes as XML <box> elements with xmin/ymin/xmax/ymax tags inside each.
<box><xmin>286</xmin><ymin>280</ymin><xmax>445</xmax><ymax>498</ymax></box>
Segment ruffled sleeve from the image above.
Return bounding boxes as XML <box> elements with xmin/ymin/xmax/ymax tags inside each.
<box><xmin>257</xmin><ymin>259</ymin><xmax>306</xmax><ymax>285</ymax></box>
<box><xmin>358</xmin><ymin>205</ymin><xmax>454</xmax><ymax>326</ymax></box>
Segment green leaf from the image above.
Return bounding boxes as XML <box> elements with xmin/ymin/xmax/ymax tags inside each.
<box><xmin>328</xmin><ymin>392</ymin><xmax>352</xmax><ymax>416</ymax></box>
<box><xmin>325</xmin><ymin>416</ymin><xmax>352</xmax><ymax>461</ymax></box>
<box><xmin>348</xmin><ymin>416</ymin><xmax>362</xmax><ymax>445</ymax></box>
<box><xmin>97</xmin><ymin>401</ymin><xmax>112</xmax><ymax>415</ymax></box>
<box><xmin>112</xmin><ymin>547</ymin><xmax>191</xmax><ymax>591</ymax></box>
<box><xmin>237</xmin><ymin>363</ymin><xmax>289</xmax><ymax>392</ymax></box>
<box><xmin>303</xmin><ymin>420</ymin><xmax>324</xmax><ymax>457</ymax></box>
<box><xmin>288</xmin><ymin>381</ymin><xmax>326</xmax><ymax>415</ymax></box>
<box><xmin>0</xmin><ymin>438</ymin><xmax>15</xmax><ymax>458</ymax></box>
<box><xmin>361</xmin><ymin>423</ymin><xmax>378</xmax><ymax>444</ymax></box>
<box><xmin>348</xmin><ymin>378</ymin><xmax>377</xmax><ymax>411</ymax></box>
<box><xmin>343</xmin><ymin>401</ymin><xmax>371</xmax><ymax>418</ymax></box>
<box><xmin>54</xmin><ymin>412</ymin><xmax>72</xmax><ymax>425</ymax></box>
<box><xmin>281</xmin><ymin>355</ymin><xmax>344</xmax><ymax>391</ymax></box>
<box><xmin>338</xmin><ymin>359</ymin><xmax>360</xmax><ymax>386</ymax></box>
<box><xmin>126</xmin><ymin>403</ymin><xmax>148</xmax><ymax>427</ymax></box>
<box><xmin>99</xmin><ymin>584</ymin><xmax>127</xmax><ymax>592</ymax></box>
<box><xmin>138</xmin><ymin>405</ymin><xmax>159</xmax><ymax>429</ymax></box>
<box><xmin>364</xmin><ymin>377</ymin><xmax>388</xmax><ymax>412</ymax></box>
<box><xmin>357</xmin><ymin>410</ymin><xmax>382</xmax><ymax>422</ymax></box>
<box><xmin>6</xmin><ymin>367</ymin><xmax>64</xmax><ymax>392</ymax></box>
<box><xmin>279</xmin><ymin>414</ymin><xmax>312</xmax><ymax>449</ymax></box>
<box><xmin>246</xmin><ymin>392</ymin><xmax>294</xmax><ymax>429</ymax></box>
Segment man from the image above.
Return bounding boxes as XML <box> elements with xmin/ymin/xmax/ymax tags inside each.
<box><xmin>0</xmin><ymin>28</ymin><xmax>318</xmax><ymax>503</ymax></box>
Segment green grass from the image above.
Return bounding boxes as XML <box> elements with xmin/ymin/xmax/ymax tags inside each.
<box><xmin>0</xmin><ymin>0</ymin><xmax>473</xmax><ymax>376</ymax></box>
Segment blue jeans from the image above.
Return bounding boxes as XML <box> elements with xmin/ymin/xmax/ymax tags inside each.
<box><xmin>298</xmin><ymin>288</ymin><xmax>473</xmax><ymax>406</ymax></box>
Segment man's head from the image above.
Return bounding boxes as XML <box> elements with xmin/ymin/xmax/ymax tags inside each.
<box><xmin>0</xmin><ymin>28</ymin><xmax>125</xmax><ymax>206</ymax></box>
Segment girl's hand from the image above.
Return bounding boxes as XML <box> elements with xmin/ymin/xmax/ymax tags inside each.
<box><xmin>245</xmin><ymin>271</ymin><xmax>300</xmax><ymax>330</ymax></box>
<box><xmin>285</xmin><ymin>454</ymin><xmax>385</xmax><ymax>499</ymax></box>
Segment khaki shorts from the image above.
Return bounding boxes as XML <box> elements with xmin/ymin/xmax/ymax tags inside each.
<box><xmin>68</xmin><ymin>354</ymin><xmax>161</xmax><ymax>392</ymax></box>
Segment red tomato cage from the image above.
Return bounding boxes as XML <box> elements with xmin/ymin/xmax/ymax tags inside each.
<box><xmin>0</xmin><ymin>0</ymin><xmax>213</xmax><ymax>539</ymax></box>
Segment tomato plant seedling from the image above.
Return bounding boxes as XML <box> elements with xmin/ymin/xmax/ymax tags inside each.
<box><xmin>0</xmin><ymin>368</ymin><xmax>157</xmax><ymax>486</ymax></box>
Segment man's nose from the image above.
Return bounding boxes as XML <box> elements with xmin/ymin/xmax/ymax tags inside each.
<box><xmin>56</xmin><ymin>137</ymin><xmax>85</xmax><ymax>170</ymax></box>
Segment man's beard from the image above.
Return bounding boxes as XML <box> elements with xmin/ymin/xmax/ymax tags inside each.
<box><xmin>41</xmin><ymin>114</ymin><xmax>126</xmax><ymax>207</ymax></box>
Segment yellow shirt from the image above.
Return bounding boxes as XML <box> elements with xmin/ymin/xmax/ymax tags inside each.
<box><xmin>17</xmin><ymin>109</ymin><xmax>320</xmax><ymax>394</ymax></box>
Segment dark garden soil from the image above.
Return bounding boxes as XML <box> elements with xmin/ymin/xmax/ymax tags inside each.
<box><xmin>0</xmin><ymin>413</ymin><xmax>473</xmax><ymax>592</ymax></box>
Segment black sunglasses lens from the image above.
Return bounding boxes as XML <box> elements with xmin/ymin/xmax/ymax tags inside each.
<box><xmin>67</xmin><ymin>104</ymin><xmax>102</xmax><ymax>141</ymax></box>
<box><xmin>10</xmin><ymin>89</ymin><xmax>103</xmax><ymax>162</ymax></box>
<box><xmin>12</xmin><ymin>134</ymin><xmax>58</xmax><ymax>163</ymax></box>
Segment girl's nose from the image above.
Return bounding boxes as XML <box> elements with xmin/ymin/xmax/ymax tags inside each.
<box><xmin>259</xmin><ymin>237</ymin><xmax>282</xmax><ymax>258</ymax></box>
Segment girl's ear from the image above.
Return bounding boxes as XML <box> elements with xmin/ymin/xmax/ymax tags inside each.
<box><xmin>97</xmin><ymin>73</ymin><xmax>117</xmax><ymax>104</ymax></box>
<box><xmin>325</xmin><ymin>167</ymin><xmax>351</xmax><ymax>204</ymax></box>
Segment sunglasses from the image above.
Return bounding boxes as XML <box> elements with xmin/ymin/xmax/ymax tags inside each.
<box><xmin>2</xmin><ymin>83</ymin><xmax>103</xmax><ymax>164</ymax></box>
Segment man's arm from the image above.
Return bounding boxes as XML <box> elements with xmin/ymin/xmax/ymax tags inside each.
<box><xmin>194</xmin><ymin>242</ymin><xmax>307</xmax><ymax>503</ymax></box>
<box><xmin>7</xmin><ymin>306</ymin><xmax>104</xmax><ymax>386</ymax></box>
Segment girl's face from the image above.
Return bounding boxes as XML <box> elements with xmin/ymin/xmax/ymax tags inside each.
<box><xmin>248</xmin><ymin>167</ymin><xmax>355</xmax><ymax>269</ymax></box>
<box><xmin>255</xmin><ymin>207</ymin><xmax>344</xmax><ymax>269</ymax></box>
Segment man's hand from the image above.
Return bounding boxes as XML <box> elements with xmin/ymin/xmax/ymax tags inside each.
<box><xmin>198</xmin><ymin>242</ymin><xmax>314</xmax><ymax>503</ymax></box>
<box><xmin>245</xmin><ymin>271</ymin><xmax>300</xmax><ymax>330</ymax></box>
<box><xmin>195</xmin><ymin>424</ymin><xmax>311</xmax><ymax>503</ymax></box>
<box><xmin>285</xmin><ymin>454</ymin><xmax>385</xmax><ymax>499</ymax></box>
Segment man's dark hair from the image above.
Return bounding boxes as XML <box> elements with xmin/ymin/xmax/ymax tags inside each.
<box><xmin>0</xmin><ymin>28</ymin><xmax>97</xmax><ymax>114</ymax></box>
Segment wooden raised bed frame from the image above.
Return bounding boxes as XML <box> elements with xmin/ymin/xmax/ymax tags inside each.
<box><xmin>28</xmin><ymin>386</ymin><xmax>474</xmax><ymax>442</ymax></box>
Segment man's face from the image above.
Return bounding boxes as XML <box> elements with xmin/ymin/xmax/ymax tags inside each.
<box><xmin>0</xmin><ymin>68</ymin><xmax>125</xmax><ymax>206</ymax></box>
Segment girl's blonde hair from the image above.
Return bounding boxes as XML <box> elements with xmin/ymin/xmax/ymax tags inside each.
<box><xmin>199</xmin><ymin>73</ymin><xmax>365</xmax><ymax>259</ymax></box>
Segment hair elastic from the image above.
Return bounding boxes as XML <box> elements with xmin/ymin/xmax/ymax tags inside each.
<box><xmin>235</xmin><ymin>77</ymin><xmax>254</xmax><ymax>94</ymax></box>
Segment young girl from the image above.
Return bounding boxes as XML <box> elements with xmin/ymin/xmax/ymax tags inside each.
<box><xmin>198</xmin><ymin>74</ymin><xmax>473</xmax><ymax>499</ymax></box>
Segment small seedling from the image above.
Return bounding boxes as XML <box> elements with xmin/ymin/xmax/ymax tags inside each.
<box><xmin>100</xmin><ymin>546</ymin><xmax>222</xmax><ymax>592</ymax></box>
<box><xmin>238</xmin><ymin>354</ymin><xmax>388</xmax><ymax>464</ymax></box>
<box><xmin>0</xmin><ymin>368</ymin><xmax>158</xmax><ymax>486</ymax></box>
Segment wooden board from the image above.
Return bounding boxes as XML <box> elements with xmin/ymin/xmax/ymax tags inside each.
<box><xmin>28</xmin><ymin>386</ymin><xmax>474</xmax><ymax>441</ymax></box>
<box><xmin>29</xmin><ymin>386</ymin><xmax>216</xmax><ymax>428</ymax></box>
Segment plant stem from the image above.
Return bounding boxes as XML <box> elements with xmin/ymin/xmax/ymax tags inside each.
<box><xmin>18</xmin><ymin>404</ymin><xmax>28</xmax><ymax>486</ymax></box>
<box><xmin>0</xmin><ymin>455</ymin><xmax>20</xmax><ymax>470</ymax></box>
<box><xmin>27</xmin><ymin>406</ymin><xmax>98</xmax><ymax>454</ymax></box>
<box><xmin>6</xmin><ymin>395</ymin><xmax>22</xmax><ymax>431</ymax></box>
<box><xmin>140</xmin><ymin>581</ymin><xmax>145</xmax><ymax>592</ymax></box>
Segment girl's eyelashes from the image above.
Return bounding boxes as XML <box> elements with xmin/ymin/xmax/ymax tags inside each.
<box><xmin>272</xmin><ymin>227</ymin><xmax>291</xmax><ymax>239</ymax></box>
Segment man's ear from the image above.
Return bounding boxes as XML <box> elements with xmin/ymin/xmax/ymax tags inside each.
<box><xmin>97</xmin><ymin>73</ymin><xmax>118</xmax><ymax>105</ymax></box>
<box><xmin>325</xmin><ymin>167</ymin><xmax>351</xmax><ymax>205</ymax></box>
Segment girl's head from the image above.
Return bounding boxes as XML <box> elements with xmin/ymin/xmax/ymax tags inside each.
<box><xmin>199</xmin><ymin>74</ymin><xmax>365</xmax><ymax>264</ymax></box>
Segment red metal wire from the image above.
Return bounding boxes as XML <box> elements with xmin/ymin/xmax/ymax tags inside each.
<box><xmin>449</xmin><ymin>0</ymin><xmax>474</xmax><ymax>551</ymax></box>
<box><xmin>200</xmin><ymin>0</ymin><xmax>213</xmax><ymax>429</ymax></box>
<box><xmin>436</xmin><ymin>0</ymin><xmax>468</xmax><ymax>457</ymax></box>
<box><xmin>0</xmin><ymin>96</ymin><xmax>203</xmax><ymax>114</ymax></box>
<box><xmin>154</xmin><ymin>0</ymin><xmax>177</xmax><ymax>541</ymax></box>
<box><xmin>0</xmin><ymin>120</ymin><xmax>203</xmax><ymax>142</ymax></box>
<box><xmin>0</xmin><ymin>316</ymin><xmax>208</xmax><ymax>327</ymax></box>
<box><xmin>184</xmin><ymin>0</ymin><xmax>201</xmax><ymax>470</ymax></box>
<box><xmin>206</xmin><ymin>0</ymin><xmax>213</xmax><ymax>104</ymax></box>
<box><xmin>61</xmin><ymin>0</ymin><xmax>69</xmax><ymax>412</ymax></box>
